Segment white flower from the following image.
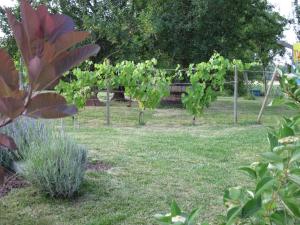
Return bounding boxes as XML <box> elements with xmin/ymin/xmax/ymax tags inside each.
<box><xmin>172</xmin><ymin>215</ymin><xmax>186</xmax><ymax>223</ymax></box>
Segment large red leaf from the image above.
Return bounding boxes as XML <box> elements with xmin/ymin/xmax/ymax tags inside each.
<box><xmin>47</xmin><ymin>14</ymin><xmax>75</xmax><ymax>43</ymax></box>
<box><xmin>6</xmin><ymin>10</ymin><xmax>31</xmax><ymax>66</ymax></box>
<box><xmin>55</xmin><ymin>44</ymin><xmax>100</xmax><ymax>75</ymax></box>
<box><xmin>28</xmin><ymin>56</ymin><xmax>43</xmax><ymax>86</ymax></box>
<box><xmin>20</xmin><ymin>0</ymin><xmax>42</xmax><ymax>41</ymax></box>
<box><xmin>0</xmin><ymin>49</ymin><xmax>19</xmax><ymax>92</ymax></box>
<box><xmin>32</xmin><ymin>44</ymin><xmax>100</xmax><ymax>91</ymax></box>
<box><xmin>31</xmin><ymin>64</ymin><xmax>56</xmax><ymax>91</ymax></box>
<box><xmin>0</xmin><ymin>97</ymin><xmax>24</xmax><ymax>119</ymax></box>
<box><xmin>54</xmin><ymin>31</ymin><xmax>90</xmax><ymax>55</ymax></box>
<box><xmin>25</xmin><ymin>92</ymin><xmax>77</xmax><ymax>118</ymax></box>
<box><xmin>0</xmin><ymin>133</ymin><xmax>17</xmax><ymax>150</ymax></box>
<box><xmin>0</xmin><ymin>77</ymin><xmax>13</xmax><ymax>97</ymax></box>
<box><xmin>36</xmin><ymin>4</ymin><xmax>75</xmax><ymax>42</ymax></box>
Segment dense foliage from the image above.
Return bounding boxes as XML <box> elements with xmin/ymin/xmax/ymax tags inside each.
<box><xmin>56</xmin><ymin>68</ymin><xmax>96</xmax><ymax>109</ymax></box>
<box><xmin>0</xmin><ymin>0</ymin><xmax>286</xmax><ymax>67</ymax></box>
<box><xmin>118</xmin><ymin>59</ymin><xmax>171</xmax><ymax>124</ymax></box>
<box><xmin>182</xmin><ymin>54</ymin><xmax>230</xmax><ymax>124</ymax></box>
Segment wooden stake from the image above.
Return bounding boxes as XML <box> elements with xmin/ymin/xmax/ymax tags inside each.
<box><xmin>257</xmin><ymin>66</ymin><xmax>278</xmax><ymax>124</ymax></box>
<box><xmin>234</xmin><ymin>65</ymin><xmax>238</xmax><ymax>124</ymax></box>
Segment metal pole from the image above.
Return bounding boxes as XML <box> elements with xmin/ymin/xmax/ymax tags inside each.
<box><xmin>257</xmin><ymin>66</ymin><xmax>278</xmax><ymax>124</ymax></box>
<box><xmin>234</xmin><ymin>65</ymin><xmax>238</xmax><ymax>124</ymax></box>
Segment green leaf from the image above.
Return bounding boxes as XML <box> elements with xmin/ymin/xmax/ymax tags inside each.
<box><xmin>285</xmin><ymin>101</ymin><xmax>300</xmax><ymax>110</ymax></box>
<box><xmin>241</xmin><ymin>196</ymin><xmax>262</xmax><ymax>218</ymax></box>
<box><xmin>278</xmin><ymin>125</ymin><xmax>295</xmax><ymax>138</ymax></box>
<box><xmin>187</xmin><ymin>208</ymin><xmax>201</xmax><ymax>225</ymax></box>
<box><xmin>268</xmin><ymin>132</ymin><xmax>279</xmax><ymax>151</ymax></box>
<box><xmin>288</xmin><ymin>174</ymin><xmax>300</xmax><ymax>186</ymax></box>
<box><xmin>282</xmin><ymin>197</ymin><xmax>300</xmax><ymax>218</ymax></box>
<box><xmin>226</xmin><ymin>206</ymin><xmax>241</xmax><ymax>225</ymax></box>
<box><xmin>257</xmin><ymin>163</ymin><xmax>268</xmax><ymax>178</ymax></box>
<box><xmin>261</xmin><ymin>152</ymin><xmax>282</xmax><ymax>162</ymax></box>
<box><xmin>239</xmin><ymin>167</ymin><xmax>257</xmax><ymax>179</ymax></box>
<box><xmin>270</xmin><ymin>210</ymin><xmax>288</xmax><ymax>225</ymax></box>
<box><xmin>270</xmin><ymin>97</ymin><xmax>285</xmax><ymax>106</ymax></box>
<box><xmin>224</xmin><ymin>187</ymin><xmax>242</xmax><ymax>202</ymax></box>
<box><xmin>255</xmin><ymin>177</ymin><xmax>275</xmax><ymax>197</ymax></box>
<box><xmin>171</xmin><ymin>201</ymin><xmax>182</xmax><ymax>217</ymax></box>
<box><xmin>154</xmin><ymin>213</ymin><xmax>172</xmax><ymax>223</ymax></box>
<box><xmin>291</xmin><ymin>150</ymin><xmax>300</xmax><ymax>163</ymax></box>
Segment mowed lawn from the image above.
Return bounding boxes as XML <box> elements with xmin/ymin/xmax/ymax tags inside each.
<box><xmin>0</xmin><ymin>97</ymin><xmax>294</xmax><ymax>225</ymax></box>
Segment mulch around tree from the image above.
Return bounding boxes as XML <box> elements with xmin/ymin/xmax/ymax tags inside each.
<box><xmin>0</xmin><ymin>170</ymin><xmax>29</xmax><ymax>198</ymax></box>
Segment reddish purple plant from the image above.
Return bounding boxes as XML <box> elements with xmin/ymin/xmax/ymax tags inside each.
<box><xmin>0</xmin><ymin>0</ymin><xmax>99</xmax><ymax>160</ymax></box>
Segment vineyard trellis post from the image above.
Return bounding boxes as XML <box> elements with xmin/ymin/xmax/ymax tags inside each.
<box><xmin>234</xmin><ymin>65</ymin><xmax>238</xmax><ymax>124</ymax></box>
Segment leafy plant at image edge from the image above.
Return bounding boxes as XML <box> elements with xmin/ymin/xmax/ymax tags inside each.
<box><xmin>0</xmin><ymin>0</ymin><xmax>99</xmax><ymax>183</ymax></box>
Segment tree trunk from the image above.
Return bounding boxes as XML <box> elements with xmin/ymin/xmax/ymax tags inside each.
<box><xmin>192</xmin><ymin>116</ymin><xmax>196</xmax><ymax>125</ymax></box>
<box><xmin>112</xmin><ymin>86</ymin><xmax>126</xmax><ymax>101</ymax></box>
<box><xmin>139</xmin><ymin>110</ymin><xmax>145</xmax><ymax>125</ymax></box>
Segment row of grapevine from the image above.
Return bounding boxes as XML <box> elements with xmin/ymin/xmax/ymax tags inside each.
<box><xmin>56</xmin><ymin>54</ymin><xmax>255</xmax><ymax>125</ymax></box>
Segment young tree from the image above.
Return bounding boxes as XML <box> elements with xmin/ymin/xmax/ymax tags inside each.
<box><xmin>118</xmin><ymin>59</ymin><xmax>171</xmax><ymax>125</ymax></box>
<box><xmin>182</xmin><ymin>54</ymin><xmax>230</xmax><ymax>125</ymax></box>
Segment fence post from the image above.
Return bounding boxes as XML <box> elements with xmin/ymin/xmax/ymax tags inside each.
<box><xmin>106</xmin><ymin>81</ymin><xmax>110</xmax><ymax>126</ymax></box>
<box><xmin>234</xmin><ymin>65</ymin><xmax>238</xmax><ymax>124</ymax></box>
<box><xmin>257</xmin><ymin>66</ymin><xmax>278</xmax><ymax>124</ymax></box>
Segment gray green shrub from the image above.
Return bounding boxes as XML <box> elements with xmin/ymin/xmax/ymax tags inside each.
<box><xmin>23</xmin><ymin>132</ymin><xmax>87</xmax><ymax>198</ymax></box>
<box><xmin>0</xmin><ymin>117</ymin><xmax>50</xmax><ymax>160</ymax></box>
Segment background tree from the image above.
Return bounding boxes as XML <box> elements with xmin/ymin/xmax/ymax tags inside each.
<box><xmin>0</xmin><ymin>0</ymin><xmax>286</xmax><ymax>67</ymax></box>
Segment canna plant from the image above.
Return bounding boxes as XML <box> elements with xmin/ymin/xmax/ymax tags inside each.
<box><xmin>0</xmin><ymin>0</ymin><xmax>99</xmax><ymax>183</ymax></box>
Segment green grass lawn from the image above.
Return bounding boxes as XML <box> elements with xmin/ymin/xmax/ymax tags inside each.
<box><xmin>0</xmin><ymin>97</ymin><xmax>293</xmax><ymax>225</ymax></box>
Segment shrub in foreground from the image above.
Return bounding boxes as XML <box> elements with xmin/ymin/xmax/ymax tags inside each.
<box><xmin>24</xmin><ymin>133</ymin><xmax>87</xmax><ymax>198</ymax></box>
<box><xmin>0</xmin><ymin>117</ymin><xmax>50</xmax><ymax>161</ymax></box>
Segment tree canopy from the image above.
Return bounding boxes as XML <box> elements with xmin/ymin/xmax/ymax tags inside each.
<box><xmin>0</xmin><ymin>0</ymin><xmax>286</xmax><ymax>67</ymax></box>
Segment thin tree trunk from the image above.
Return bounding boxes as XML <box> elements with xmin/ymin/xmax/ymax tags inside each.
<box><xmin>139</xmin><ymin>110</ymin><xmax>145</xmax><ymax>125</ymax></box>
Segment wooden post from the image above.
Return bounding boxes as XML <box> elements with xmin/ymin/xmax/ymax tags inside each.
<box><xmin>257</xmin><ymin>67</ymin><xmax>278</xmax><ymax>124</ymax></box>
<box><xmin>234</xmin><ymin>65</ymin><xmax>238</xmax><ymax>124</ymax></box>
<box><xmin>106</xmin><ymin>82</ymin><xmax>110</xmax><ymax>126</ymax></box>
